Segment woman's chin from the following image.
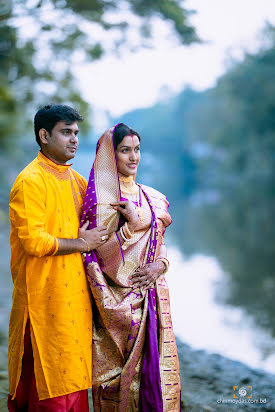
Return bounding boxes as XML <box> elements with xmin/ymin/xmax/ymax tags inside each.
<box><xmin>120</xmin><ymin>169</ymin><xmax>137</xmax><ymax>177</ymax></box>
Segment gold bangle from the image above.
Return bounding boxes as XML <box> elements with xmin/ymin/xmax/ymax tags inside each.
<box><xmin>120</xmin><ymin>226</ymin><xmax>130</xmax><ymax>242</ymax></box>
<box><xmin>156</xmin><ymin>257</ymin><xmax>169</xmax><ymax>274</ymax></box>
<box><xmin>124</xmin><ymin>222</ymin><xmax>134</xmax><ymax>238</ymax></box>
<box><xmin>78</xmin><ymin>237</ymin><xmax>90</xmax><ymax>253</ymax></box>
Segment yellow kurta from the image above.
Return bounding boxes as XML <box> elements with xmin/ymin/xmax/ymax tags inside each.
<box><xmin>8</xmin><ymin>151</ymin><xmax>93</xmax><ymax>400</ymax></box>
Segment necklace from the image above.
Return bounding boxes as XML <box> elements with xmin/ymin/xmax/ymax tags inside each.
<box><xmin>119</xmin><ymin>178</ymin><xmax>144</xmax><ymax>224</ymax></box>
<box><xmin>120</xmin><ymin>184</ymin><xmax>138</xmax><ymax>195</ymax></box>
<box><xmin>119</xmin><ymin>174</ymin><xmax>137</xmax><ymax>195</ymax></box>
<box><xmin>119</xmin><ymin>175</ymin><xmax>133</xmax><ymax>183</ymax></box>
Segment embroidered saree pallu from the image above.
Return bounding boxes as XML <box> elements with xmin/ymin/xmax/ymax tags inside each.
<box><xmin>81</xmin><ymin>127</ymin><xmax>181</xmax><ymax>411</ymax></box>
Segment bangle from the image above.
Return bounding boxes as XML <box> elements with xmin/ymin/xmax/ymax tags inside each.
<box><xmin>120</xmin><ymin>226</ymin><xmax>129</xmax><ymax>242</ymax></box>
<box><xmin>156</xmin><ymin>256</ymin><xmax>169</xmax><ymax>274</ymax></box>
<box><xmin>78</xmin><ymin>237</ymin><xmax>90</xmax><ymax>253</ymax></box>
<box><xmin>124</xmin><ymin>222</ymin><xmax>134</xmax><ymax>238</ymax></box>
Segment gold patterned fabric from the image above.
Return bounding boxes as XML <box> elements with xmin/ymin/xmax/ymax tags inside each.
<box><xmin>81</xmin><ymin>128</ymin><xmax>181</xmax><ymax>411</ymax></box>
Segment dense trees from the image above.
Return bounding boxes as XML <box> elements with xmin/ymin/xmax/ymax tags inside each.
<box><xmin>0</xmin><ymin>0</ymin><xmax>198</xmax><ymax>149</ymax></box>
<box><xmin>185</xmin><ymin>26</ymin><xmax>275</xmax><ymax>334</ymax></box>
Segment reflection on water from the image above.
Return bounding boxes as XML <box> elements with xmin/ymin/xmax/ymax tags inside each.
<box><xmin>166</xmin><ymin>246</ymin><xmax>275</xmax><ymax>374</ymax></box>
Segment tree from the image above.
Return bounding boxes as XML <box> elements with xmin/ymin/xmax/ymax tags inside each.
<box><xmin>0</xmin><ymin>0</ymin><xmax>199</xmax><ymax>149</ymax></box>
<box><xmin>182</xmin><ymin>24</ymin><xmax>275</xmax><ymax>335</ymax></box>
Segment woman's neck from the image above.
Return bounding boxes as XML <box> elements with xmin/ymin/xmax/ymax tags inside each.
<box><xmin>119</xmin><ymin>173</ymin><xmax>137</xmax><ymax>195</ymax></box>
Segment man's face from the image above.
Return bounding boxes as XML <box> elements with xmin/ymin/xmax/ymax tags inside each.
<box><xmin>39</xmin><ymin>121</ymin><xmax>79</xmax><ymax>164</ymax></box>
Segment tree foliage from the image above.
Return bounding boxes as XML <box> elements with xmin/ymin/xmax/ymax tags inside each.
<box><xmin>184</xmin><ymin>26</ymin><xmax>275</xmax><ymax>333</ymax></box>
<box><xmin>0</xmin><ymin>0</ymin><xmax>198</xmax><ymax>149</ymax></box>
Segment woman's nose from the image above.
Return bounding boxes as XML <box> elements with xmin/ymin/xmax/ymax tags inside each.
<box><xmin>129</xmin><ymin>150</ymin><xmax>137</xmax><ymax>160</ymax></box>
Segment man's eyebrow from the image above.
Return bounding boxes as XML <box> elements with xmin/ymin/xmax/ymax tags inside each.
<box><xmin>61</xmin><ymin>127</ymin><xmax>79</xmax><ymax>132</ymax></box>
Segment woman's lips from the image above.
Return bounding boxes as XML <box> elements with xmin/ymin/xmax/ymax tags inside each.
<box><xmin>128</xmin><ymin>164</ymin><xmax>137</xmax><ymax>169</ymax></box>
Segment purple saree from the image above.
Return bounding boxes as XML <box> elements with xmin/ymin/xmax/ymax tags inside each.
<box><xmin>81</xmin><ymin>127</ymin><xmax>181</xmax><ymax>411</ymax></box>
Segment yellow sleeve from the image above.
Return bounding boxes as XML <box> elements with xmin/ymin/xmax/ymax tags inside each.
<box><xmin>9</xmin><ymin>175</ymin><xmax>58</xmax><ymax>257</ymax></box>
<box><xmin>81</xmin><ymin>175</ymin><xmax>88</xmax><ymax>191</ymax></box>
<box><xmin>71</xmin><ymin>169</ymin><xmax>87</xmax><ymax>201</ymax></box>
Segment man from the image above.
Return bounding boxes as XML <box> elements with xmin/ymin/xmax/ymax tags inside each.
<box><xmin>8</xmin><ymin>104</ymin><xmax>109</xmax><ymax>411</ymax></box>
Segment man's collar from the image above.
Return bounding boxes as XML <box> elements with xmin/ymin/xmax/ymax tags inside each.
<box><xmin>38</xmin><ymin>151</ymin><xmax>72</xmax><ymax>172</ymax></box>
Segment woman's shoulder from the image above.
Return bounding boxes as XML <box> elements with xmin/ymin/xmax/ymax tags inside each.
<box><xmin>139</xmin><ymin>183</ymin><xmax>172</xmax><ymax>228</ymax></box>
<box><xmin>139</xmin><ymin>184</ymin><xmax>168</xmax><ymax>202</ymax></box>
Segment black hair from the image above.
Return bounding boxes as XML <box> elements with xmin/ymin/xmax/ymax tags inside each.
<box><xmin>34</xmin><ymin>104</ymin><xmax>83</xmax><ymax>147</ymax></box>
<box><xmin>113</xmin><ymin>123</ymin><xmax>140</xmax><ymax>150</ymax></box>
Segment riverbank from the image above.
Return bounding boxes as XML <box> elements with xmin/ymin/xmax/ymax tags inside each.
<box><xmin>1</xmin><ymin>338</ymin><xmax>275</xmax><ymax>411</ymax></box>
<box><xmin>177</xmin><ymin>338</ymin><xmax>275</xmax><ymax>411</ymax></box>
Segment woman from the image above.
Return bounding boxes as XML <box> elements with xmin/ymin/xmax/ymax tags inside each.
<box><xmin>81</xmin><ymin>123</ymin><xmax>181</xmax><ymax>411</ymax></box>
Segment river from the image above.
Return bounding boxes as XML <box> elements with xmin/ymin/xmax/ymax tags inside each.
<box><xmin>166</xmin><ymin>246</ymin><xmax>275</xmax><ymax>374</ymax></box>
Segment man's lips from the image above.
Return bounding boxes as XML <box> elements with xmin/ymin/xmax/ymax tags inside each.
<box><xmin>68</xmin><ymin>146</ymin><xmax>77</xmax><ymax>150</ymax></box>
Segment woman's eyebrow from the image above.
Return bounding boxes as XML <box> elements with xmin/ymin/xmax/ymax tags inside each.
<box><xmin>119</xmin><ymin>144</ymin><xmax>140</xmax><ymax>149</ymax></box>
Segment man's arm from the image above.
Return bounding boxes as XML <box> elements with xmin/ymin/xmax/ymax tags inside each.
<box><xmin>10</xmin><ymin>177</ymin><xmax>109</xmax><ymax>257</ymax></box>
<box><xmin>56</xmin><ymin>221</ymin><xmax>109</xmax><ymax>255</ymax></box>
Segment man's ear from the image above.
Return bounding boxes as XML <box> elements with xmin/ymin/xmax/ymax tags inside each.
<box><xmin>39</xmin><ymin>128</ymin><xmax>49</xmax><ymax>145</ymax></box>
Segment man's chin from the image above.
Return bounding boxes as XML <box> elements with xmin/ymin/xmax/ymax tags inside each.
<box><xmin>66</xmin><ymin>153</ymin><xmax>76</xmax><ymax>161</ymax></box>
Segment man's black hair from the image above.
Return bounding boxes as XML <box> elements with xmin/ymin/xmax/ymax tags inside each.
<box><xmin>34</xmin><ymin>104</ymin><xmax>83</xmax><ymax>147</ymax></box>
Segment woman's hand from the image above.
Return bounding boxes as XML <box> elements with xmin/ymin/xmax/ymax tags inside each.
<box><xmin>111</xmin><ymin>200</ymin><xmax>139</xmax><ymax>232</ymax></box>
<box><xmin>129</xmin><ymin>261</ymin><xmax>166</xmax><ymax>290</ymax></box>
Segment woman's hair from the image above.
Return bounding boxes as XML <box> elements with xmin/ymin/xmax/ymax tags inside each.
<box><xmin>113</xmin><ymin>123</ymin><xmax>140</xmax><ymax>150</ymax></box>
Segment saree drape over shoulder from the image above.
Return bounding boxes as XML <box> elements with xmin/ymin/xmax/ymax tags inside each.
<box><xmin>81</xmin><ymin>127</ymin><xmax>181</xmax><ymax>411</ymax></box>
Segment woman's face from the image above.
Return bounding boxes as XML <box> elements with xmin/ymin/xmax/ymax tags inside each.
<box><xmin>116</xmin><ymin>134</ymin><xmax>140</xmax><ymax>177</ymax></box>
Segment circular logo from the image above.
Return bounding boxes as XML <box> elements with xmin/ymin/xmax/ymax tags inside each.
<box><xmin>239</xmin><ymin>387</ymin><xmax>247</xmax><ymax>397</ymax></box>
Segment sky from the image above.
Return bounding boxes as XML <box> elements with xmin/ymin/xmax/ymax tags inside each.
<box><xmin>74</xmin><ymin>0</ymin><xmax>275</xmax><ymax>129</ymax></box>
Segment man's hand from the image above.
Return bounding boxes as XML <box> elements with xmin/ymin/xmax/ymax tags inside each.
<box><xmin>78</xmin><ymin>221</ymin><xmax>109</xmax><ymax>251</ymax></box>
<box><xmin>56</xmin><ymin>221</ymin><xmax>109</xmax><ymax>255</ymax></box>
<box><xmin>129</xmin><ymin>261</ymin><xmax>166</xmax><ymax>290</ymax></box>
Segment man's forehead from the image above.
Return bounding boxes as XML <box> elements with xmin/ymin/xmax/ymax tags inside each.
<box><xmin>57</xmin><ymin>120</ymin><xmax>78</xmax><ymax>129</ymax></box>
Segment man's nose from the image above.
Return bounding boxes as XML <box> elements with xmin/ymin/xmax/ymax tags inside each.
<box><xmin>70</xmin><ymin>133</ymin><xmax>78</xmax><ymax>143</ymax></box>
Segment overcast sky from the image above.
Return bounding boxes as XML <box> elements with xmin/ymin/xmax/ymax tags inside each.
<box><xmin>74</xmin><ymin>0</ymin><xmax>275</xmax><ymax>128</ymax></box>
